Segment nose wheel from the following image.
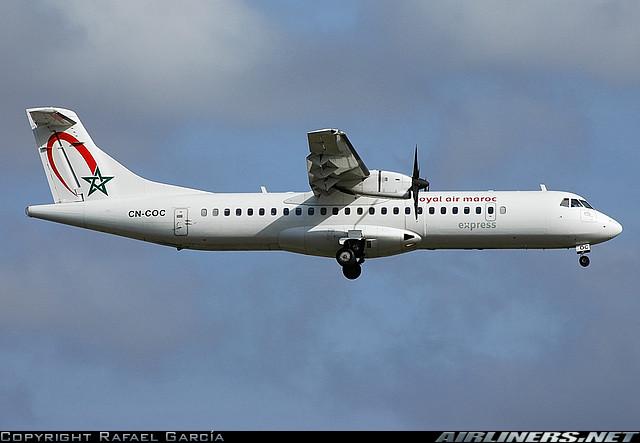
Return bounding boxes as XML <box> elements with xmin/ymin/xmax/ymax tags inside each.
<box><xmin>579</xmin><ymin>255</ymin><xmax>590</xmax><ymax>267</ymax></box>
<box><xmin>336</xmin><ymin>240</ymin><xmax>366</xmax><ymax>279</ymax></box>
<box><xmin>576</xmin><ymin>244</ymin><xmax>591</xmax><ymax>268</ymax></box>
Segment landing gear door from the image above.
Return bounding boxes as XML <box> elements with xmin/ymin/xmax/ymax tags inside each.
<box><xmin>485</xmin><ymin>203</ymin><xmax>496</xmax><ymax>221</ymax></box>
<box><xmin>174</xmin><ymin>208</ymin><xmax>188</xmax><ymax>236</ymax></box>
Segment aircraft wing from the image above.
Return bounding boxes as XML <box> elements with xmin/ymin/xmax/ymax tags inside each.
<box><xmin>306</xmin><ymin>129</ymin><xmax>370</xmax><ymax>195</ymax></box>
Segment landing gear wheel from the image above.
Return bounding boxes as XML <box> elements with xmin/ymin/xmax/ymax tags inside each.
<box><xmin>579</xmin><ymin>255</ymin><xmax>590</xmax><ymax>267</ymax></box>
<box><xmin>342</xmin><ymin>264</ymin><xmax>362</xmax><ymax>280</ymax></box>
<box><xmin>336</xmin><ymin>248</ymin><xmax>356</xmax><ymax>267</ymax></box>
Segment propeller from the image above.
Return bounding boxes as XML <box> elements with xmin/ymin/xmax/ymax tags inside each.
<box><xmin>409</xmin><ymin>145</ymin><xmax>429</xmax><ymax>219</ymax></box>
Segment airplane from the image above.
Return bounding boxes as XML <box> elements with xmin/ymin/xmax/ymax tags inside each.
<box><xmin>25</xmin><ymin>107</ymin><xmax>622</xmax><ymax>279</ymax></box>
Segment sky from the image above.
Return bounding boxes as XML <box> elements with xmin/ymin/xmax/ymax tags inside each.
<box><xmin>1</xmin><ymin>0</ymin><xmax>639</xmax><ymax>430</ymax></box>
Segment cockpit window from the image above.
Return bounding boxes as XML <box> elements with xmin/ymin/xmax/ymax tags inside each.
<box><xmin>571</xmin><ymin>199</ymin><xmax>583</xmax><ymax>208</ymax></box>
<box><xmin>579</xmin><ymin>199</ymin><xmax>593</xmax><ymax>209</ymax></box>
<box><xmin>560</xmin><ymin>198</ymin><xmax>569</xmax><ymax>207</ymax></box>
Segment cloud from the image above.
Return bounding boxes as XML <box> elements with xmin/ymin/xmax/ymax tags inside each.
<box><xmin>376</xmin><ymin>1</ymin><xmax>640</xmax><ymax>83</ymax></box>
<box><xmin>39</xmin><ymin>0</ymin><xmax>277</xmax><ymax>114</ymax></box>
<box><xmin>3</xmin><ymin>1</ymin><xmax>639</xmax><ymax>129</ymax></box>
<box><xmin>429</xmin><ymin>88</ymin><xmax>591</xmax><ymax>188</ymax></box>
<box><xmin>0</xmin><ymin>244</ymin><xmax>199</xmax><ymax>371</ymax></box>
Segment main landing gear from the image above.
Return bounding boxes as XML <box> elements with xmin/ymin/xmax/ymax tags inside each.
<box><xmin>336</xmin><ymin>239</ymin><xmax>366</xmax><ymax>280</ymax></box>
<box><xmin>576</xmin><ymin>244</ymin><xmax>591</xmax><ymax>268</ymax></box>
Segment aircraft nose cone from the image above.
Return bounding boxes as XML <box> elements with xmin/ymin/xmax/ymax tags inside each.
<box><xmin>602</xmin><ymin>216</ymin><xmax>623</xmax><ymax>239</ymax></box>
<box><xmin>611</xmin><ymin>219</ymin><xmax>623</xmax><ymax>237</ymax></box>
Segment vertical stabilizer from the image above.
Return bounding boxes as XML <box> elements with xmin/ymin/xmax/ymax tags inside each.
<box><xmin>27</xmin><ymin>107</ymin><xmax>186</xmax><ymax>203</ymax></box>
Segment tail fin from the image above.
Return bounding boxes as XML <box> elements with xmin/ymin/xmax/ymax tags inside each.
<box><xmin>27</xmin><ymin>107</ymin><xmax>182</xmax><ymax>203</ymax></box>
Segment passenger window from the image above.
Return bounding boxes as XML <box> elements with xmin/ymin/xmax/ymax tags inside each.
<box><xmin>295</xmin><ymin>207</ymin><xmax>302</xmax><ymax>215</ymax></box>
<box><xmin>560</xmin><ymin>198</ymin><xmax>569</xmax><ymax>207</ymax></box>
<box><xmin>283</xmin><ymin>208</ymin><xmax>290</xmax><ymax>216</ymax></box>
<box><xmin>344</xmin><ymin>207</ymin><xmax>351</xmax><ymax>215</ymax></box>
<box><xmin>571</xmin><ymin>199</ymin><xmax>583</xmax><ymax>208</ymax></box>
<box><xmin>201</xmin><ymin>208</ymin><xmax>207</xmax><ymax>217</ymax></box>
<box><xmin>308</xmin><ymin>207</ymin><xmax>314</xmax><ymax>215</ymax></box>
<box><xmin>429</xmin><ymin>207</ymin><xmax>435</xmax><ymax>215</ymax></box>
<box><xmin>464</xmin><ymin>207</ymin><xmax>470</xmax><ymax>214</ymax></box>
<box><xmin>236</xmin><ymin>208</ymin><xmax>242</xmax><ymax>216</ymax></box>
<box><xmin>259</xmin><ymin>208</ymin><xmax>265</xmax><ymax>216</ymax></box>
<box><xmin>224</xmin><ymin>209</ymin><xmax>230</xmax><ymax>216</ymax></box>
<box><xmin>381</xmin><ymin>207</ymin><xmax>387</xmax><ymax>215</ymax></box>
<box><xmin>369</xmin><ymin>207</ymin><xmax>375</xmax><ymax>215</ymax></box>
<box><xmin>441</xmin><ymin>207</ymin><xmax>446</xmax><ymax>215</ymax></box>
<box><xmin>405</xmin><ymin>207</ymin><xmax>411</xmax><ymax>215</ymax></box>
<box><xmin>393</xmin><ymin>207</ymin><xmax>399</xmax><ymax>215</ymax></box>
<box><xmin>332</xmin><ymin>207</ymin><xmax>339</xmax><ymax>215</ymax></box>
<box><xmin>488</xmin><ymin>206</ymin><xmax>494</xmax><ymax>214</ymax></box>
<box><xmin>476</xmin><ymin>206</ymin><xmax>481</xmax><ymax>214</ymax></box>
<box><xmin>579</xmin><ymin>199</ymin><xmax>593</xmax><ymax>209</ymax></box>
<box><xmin>271</xmin><ymin>208</ymin><xmax>277</xmax><ymax>216</ymax></box>
<box><xmin>452</xmin><ymin>207</ymin><xmax>458</xmax><ymax>215</ymax></box>
<box><xmin>320</xmin><ymin>207</ymin><xmax>327</xmax><ymax>215</ymax></box>
<box><xmin>417</xmin><ymin>207</ymin><xmax>423</xmax><ymax>215</ymax></box>
<box><xmin>247</xmin><ymin>208</ymin><xmax>254</xmax><ymax>216</ymax></box>
<box><xmin>212</xmin><ymin>208</ymin><xmax>219</xmax><ymax>216</ymax></box>
<box><xmin>499</xmin><ymin>206</ymin><xmax>506</xmax><ymax>214</ymax></box>
<box><xmin>357</xmin><ymin>207</ymin><xmax>363</xmax><ymax>215</ymax></box>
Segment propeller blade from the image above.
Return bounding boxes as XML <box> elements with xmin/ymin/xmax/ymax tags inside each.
<box><xmin>413</xmin><ymin>184</ymin><xmax>419</xmax><ymax>220</ymax></box>
<box><xmin>410</xmin><ymin>144</ymin><xmax>429</xmax><ymax>219</ymax></box>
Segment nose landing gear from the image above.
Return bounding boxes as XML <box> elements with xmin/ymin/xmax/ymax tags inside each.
<box><xmin>336</xmin><ymin>239</ymin><xmax>366</xmax><ymax>280</ymax></box>
<box><xmin>576</xmin><ymin>244</ymin><xmax>591</xmax><ymax>268</ymax></box>
<box><xmin>579</xmin><ymin>255</ymin><xmax>590</xmax><ymax>267</ymax></box>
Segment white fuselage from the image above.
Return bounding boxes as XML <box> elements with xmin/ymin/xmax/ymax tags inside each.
<box><xmin>27</xmin><ymin>189</ymin><xmax>622</xmax><ymax>259</ymax></box>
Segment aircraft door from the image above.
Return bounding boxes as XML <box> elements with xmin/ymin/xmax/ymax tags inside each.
<box><xmin>404</xmin><ymin>201</ymin><xmax>427</xmax><ymax>238</ymax></box>
<box><xmin>485</xmin><ymin>203</ymin><xmax>496</xmax><ymax>221</ymax></box>
<box><xmin>174</xmin><ymin>208</ymin><xmax>188</xmax><ymax>236</ymax></box>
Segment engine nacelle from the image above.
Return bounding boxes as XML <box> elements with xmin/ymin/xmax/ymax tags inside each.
<box><xmin>341</xmin><ymin>170</ymin><xmax>412</xmax><ymax>199</ymax></box>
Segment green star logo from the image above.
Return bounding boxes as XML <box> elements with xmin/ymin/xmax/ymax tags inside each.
<box><xmin>81</xmin><ymin>166</ymin><xmax>114</xmax><ymax>196</ymax></box>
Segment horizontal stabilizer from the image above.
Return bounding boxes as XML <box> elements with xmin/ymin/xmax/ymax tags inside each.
<box><xmin>27</xmin><ymin>108</ymin><xmax>77</xmax><ymax>130</ymax></box>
